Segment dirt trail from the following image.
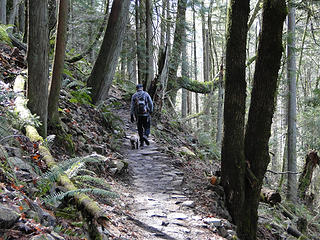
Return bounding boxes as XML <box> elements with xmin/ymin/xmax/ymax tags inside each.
<box><xmin>117</xmin><ymin>108</ymin><xmax>226</xmax><ymax>240</ymax></box>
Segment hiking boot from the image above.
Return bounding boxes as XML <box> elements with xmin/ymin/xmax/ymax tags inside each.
<box><xmin>140</xmin><ymin>141</ymin><xmax>144</xmax><ymax>147</ymax></box>
<box><xmin>143</xmin><ymin>135</ymin><xmax>150</xmax><ymax>146</ymax></box>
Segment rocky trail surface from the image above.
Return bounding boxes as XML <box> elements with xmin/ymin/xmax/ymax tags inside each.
<box><xmin>111</xmin><ymin>106</ymin><xmax>233</xmax><ymax>240</ymax></box>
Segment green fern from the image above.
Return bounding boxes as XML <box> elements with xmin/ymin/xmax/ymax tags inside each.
<box><xmin>0</xmin><ymin>24</ymin><xmax>13</xmax><ymax>47</ymax></box>
<box><xmin>72</xmin><ymin>175</ymin><xmax>111</xmax><ymax>189</ymax></box>
<box><xmin>39</xmin><ymin>155</ymin><xmax>104</xmax><ymax>183</ymax></box>
<box><xmin>43</xmin><ymin>188</ymin><xmax>118</xmax><ymax>205</ymax></box>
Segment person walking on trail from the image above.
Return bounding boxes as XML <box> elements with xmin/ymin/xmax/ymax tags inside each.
<box><xmin>130</xmin><ymin>84</ymin><xmax>153</xmax><ymax>147</ymax></box>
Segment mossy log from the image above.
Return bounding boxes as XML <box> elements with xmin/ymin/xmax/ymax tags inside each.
<box><xmin>260</xmin><ymin>188</ymin><xmax>281</xmax><ymax>205</ymax></box>
<box><xmin>298</xmin><ymin>151</ymin><xmax>319</xmax><ymax>200</ymax></box>
<box><xmin>177</xmin><ymin>76</ymin><xmax>218</xmax><ymax>94</ymax></box>
<box><xmin>14</xmin><ymin>75</ymin><xmax>108</xmax><ymax>239</ymax></box>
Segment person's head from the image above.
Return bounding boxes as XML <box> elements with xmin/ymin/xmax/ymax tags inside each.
<box><xmin>136</xmin><ymin>84</ymin><xmax>143</xmax><ymax>91</ymax></box>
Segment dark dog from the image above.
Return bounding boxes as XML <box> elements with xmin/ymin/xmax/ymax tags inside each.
<box><xmin>130</xmin><ymin>135</ymin><xmax>139</xmax><ymax>149</ymax></box>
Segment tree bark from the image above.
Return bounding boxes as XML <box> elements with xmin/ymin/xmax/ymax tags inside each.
<box><xmin>193</xmin><ymin>0</ymin><xmax>199</xmax><ymax>128</ymax></box>
<box><xmin>221</xmin><ymin>0</ymin><xmax>249</xmax><ymax>229</ymax></box>
<box><xmin>27</xmin><ymin>0</ymin><xmax>49</xmax><ymax>137</ymax></box>
<box><xmin>287</xmin><ymin>1</ymin><xmax>297</xmax><ymax>203</ymax></box>
<box><xmin>181</xmin><ymin>17</ymin><xmax>188</xmax><ymax>118</ymax></box>
<box><xmin>166</xmin><ymin>0</ymin><xmax>187</xmax><ymax>105</ymax></box>
<box><xmin>87</xmin><ymin>0</ymin><xmax>130</xmax><ymax>104</ymax></box>
<box><xmin>216</xmin><ymin>64</ymin><xmax>224</xmax><ymax>148</ymax></box>
<box><xmin>18</xmin><ymin>1</ymin><xmax>25</xmax><ymax>34</ymax></box>
<box><xmin>135</xmin><ymin>0</ymin><xmax>145</xmax><ymax>84</ymax></box>
<box><xmin>48</xmin><ymin>0</ymin><xmax>69</xmax><ymax>126</ymax></box>
<box><xmin>145</xmin><ymin>0</ymin><xmax>154</xmax><ymax>90</ymax></box>
<box><xmin>242</xmin><ymin>1</ymin><xmax>287</xmax><ymax>238</ymax></box>
<box><xmin>222</xmin><ymin>0</ymin><xmax>287</xmax><ymax>239</ymax></box>
<box><xmin>9</xmin><ymin>0</ymin><xmax>19</xmax><ymax>25</ymax></box>
<box><xmin>23</xmin><ymin>0</ymin><xmax>28</xmax><ymax>43</ymax></box>
<box><xmin>0</xmin><ymin>0</ymin><xmax>6</xmax><ymax>24</ymax></box>
<box><xmin>200</xmin><ymin>0</ymin><xmax>208</xmax><ymax>83</ymax></box>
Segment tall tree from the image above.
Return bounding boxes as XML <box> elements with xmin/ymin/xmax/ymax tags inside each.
<box><xmin>0</xmin><ymin>0</ymin><xmax>6</xmax><ymax>24</ymax></box>
<box><xmin>9</xmin><ymin>0</ymin><xmax>19</xmax><ymax>25</ymax></box>
<box><xmin>222</xmin><ymin>0</ymin><xmax>249</xmax><ymax>231</ymax></box>
<box><xmin>222</xmin><ymin>0</ymin><xmax>287</xmax><ymax>239</ymax></box>
<box><xmin>166</xmin><ymin>0</ymin><xmax>187</xmax><ymax>105</ymax></box>
<box><xmin>145</xmin><ymin>0</ymin><xmax>154</xmax><ymax>90</ymax></box>
<box><xmin>216</xmin><ymin>63</ymin><xmax>224</xmax><ymax>148</ymax></box>
<box><xmin>287</xmin><ymin>0</ymin><xmax>297</xmax><ymax>203</ymax></box>
<box><xmin>181</xmin><ymin>11</ymin><xmax>188</xmax><ymax>118</ymax></box>
<box><xmin>48</xmin><ymin>0</ymin><xmax>69</xmax><ymax>126</ymax></box>
<box><xmin>27</xmin><ymin>0</ymin><xmax>49</xmax><ymax>137</ymax></box>
<box><xmin>192</xmin><ymin>0</ymin><xmax>199</xmax><ymax>127</ymax></box>
<box><xmin>87</xmin><ymin>0</ymin><xmax>131</xmax><ymax>104</ymax></box>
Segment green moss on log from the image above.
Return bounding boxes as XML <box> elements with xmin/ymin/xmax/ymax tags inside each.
<box><xmin>177</xmin><ymin>76</ymin><xmax>218</xmax><ymax>94</ymax></box>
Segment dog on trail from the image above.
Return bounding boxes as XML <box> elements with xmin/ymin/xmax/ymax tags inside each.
<box><xmin>130</xmin><ymin>135</ymin><xmax>139</xmax><ymax>149</ymax></box>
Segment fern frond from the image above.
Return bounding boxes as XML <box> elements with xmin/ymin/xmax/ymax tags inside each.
<box><xmin>72</xmin><ymin>175</ymin><xmax>111</xmax><ymax>189</ymax></box>
<box><xmin>0</xmin><ymin>24</ymin><xmax>13</xmax><ymax>47</ymax></box>
<box><xmin>66</xmin><ymin>79</ymin><xmax>85</xmax><ymax>89</ymax></box>
<box><xmin>38</xmin><ymin>154</ymin><xmax>105</xmax><ymax>184</ymax></box>
<box><xmin>76</xmin><ymin>169</ymin><xmax>97</xmax><ymax>176</ymax></box>
<box><xmin>43</xmin><ymin>188</ymin><xmax>118</xmax><ymax>205</ymax></box>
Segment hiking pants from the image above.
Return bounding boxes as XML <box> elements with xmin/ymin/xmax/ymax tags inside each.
<box><xmin>137</xmin><ymin>115</ymin><xmax>150</xmax><ymax>142</ymax></box>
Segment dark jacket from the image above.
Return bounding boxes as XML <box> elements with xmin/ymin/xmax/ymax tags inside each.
<box><xmin>130</xmin><ymin>90</ymin><xmax>153</xmax><ymax>117</ymax></box>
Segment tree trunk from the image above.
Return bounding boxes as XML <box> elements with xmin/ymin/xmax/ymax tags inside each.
<box><xmin>287</xmin><ymin>1</ymin><xmax>297</xmax><ymax>203</ymax></box>
<box><xmin>87</xmin><ymin>0</ymin><xmax>130</xmax><ymax>104</ymax></box>
<box><xmin>166</xmin><ymin>0</ymin><xmax>187</xmax><ymax>105</ymax></box>
<box><xmin>298</xmin><ymin>151</ymin><xmax>320</xmax><ymax>200</ymax></box>
<box><xmin>145</xmin><ymin>0</ymin><xmax>154</xmax><ymax>90</ymax></box>
<box><xmin>193</xmin><ymin>0</ymin><xmax>199</xmax><ymax>128</ymax></box>
<box><xmin>23</xmin><ymin>0</ymin><xmax>28</xmax><ymax>43</ymax></box>
<box><xmin>201</xmin><ymin>0</ymin><xmax>208</xmax><ymax>83</ymax></box>
<box><xmin>216</xmin><ymin>64</ymin><xmax>224</xmax><ymax>148</ymax></box>
<box><xmin>0</xmin><ymin>0</ymin><xmax>6</xmax><ymax>24</ymax></box>
<box><xmin>160</xmin><ymin>0</ymin><xmax>166</xmax><ymax>48</ymax></box>
<box><xmin>27</xmin><ymin>0</ymin><xmax>49</xmax><ymax>137</ymax></box>
<box><xmin>9</xmin><ymin>0</ymin><xmax>19</xmax><ymax>25</ymax></box>
<box><xmin>48</xmin><ymin>0</ymin><xmax>69</xmax><ymax>127</ymax></box>
<box><xmin>181</xmin><ymin>18</ymin><xmax>188</xmax><ymax>118</ymax></box>
<box><xmin>222</xmin><ymin>0</ymin><xmax>286</xmax><ymax>239</ymax></box>
<box><xmin>135</xmin><ymin>0</ymin><xmax>144</xmax><ymax>84</ymax></box>
<box><xmin>221</xmin><ymin>0</ymin><xmax>249</xmax><ymax>230</ymax></box>
<box><xmin>242</xmin><ymin>0</ymin><xmax>286</xmax><ymax>238</ymax></box>
<box><xmin>18</xmin><ymin>1</ymin><xmax>25</xmax><ymax>33</ymax></box>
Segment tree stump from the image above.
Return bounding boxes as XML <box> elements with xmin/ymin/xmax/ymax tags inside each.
<box><xmin>298</xmin><ymin>151</ymin><xmax>319</xmax><ymax>200</ymax></box>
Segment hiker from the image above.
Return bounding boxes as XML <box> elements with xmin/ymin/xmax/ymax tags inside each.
<box><xmin>130</xmin><ymin>84</ymin><xmax>153</xmax><ymax>147</ymax></box>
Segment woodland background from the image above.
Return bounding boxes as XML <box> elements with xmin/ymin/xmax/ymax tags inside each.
<box><xmin>1</xmin><ymin>0</ymin><xmax>320</xmax><ymax>239</ymax></box>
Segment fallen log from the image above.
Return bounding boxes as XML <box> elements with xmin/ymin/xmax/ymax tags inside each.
<box><xmin>260</xmin><ymin>187</ymin><xmax>281</xmax><ymax>205</ymax></box>
<box><xmin>13</xmin><ymin>75</ymin><xmax>110</xmax><ymax>239</ymax></box>
<box><xmin>8</xmin><ymin>32</ymin><xmax>27</xmax><ymax>52</ymax></box>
